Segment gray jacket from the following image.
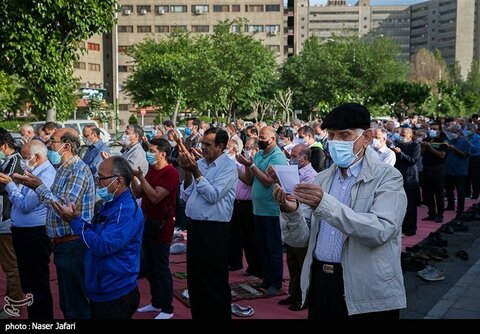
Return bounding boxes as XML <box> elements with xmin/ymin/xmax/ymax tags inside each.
<box><xmin>122</xmin><ymin>142</ymin><xmax>148</xmax><ymax>175</ymax></box>
<box><xmin>280</xmin><ymin>147</ymin><xmax>407</xmax><ymax>315</ymax></box>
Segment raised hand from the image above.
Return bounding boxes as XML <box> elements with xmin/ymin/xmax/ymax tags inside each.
<box><xmin>293</xmin><ymin>183</ymin><xmax>324</xmax><ymax>210</ymax></box>
<box><xmin>236</xmin><ymin>153</ymin><xmax>252</xmax><ymax>167</ymax></box>
<box><xmin>101</xmin><ymin>151</ymin><xmax>111</xmax><ymax>160</ymax></box>
<box><xmin>272</xmin><ymin>184</ymin><xmax>298</xmax><ymax>213</ymax></box>
<box><xmin>0</xmin><ymin>172</ymin><xmax>12</xmax><ymax>185</ymax></box>
<box><xmin>51</xmin><ymin>197</ymin><xmax>80</xmax><ymax>222</ymax></box>
<box><xmin>11</xmin><ymin>171</ymin><xmax>43</xmax><ymax>189</ymax></box>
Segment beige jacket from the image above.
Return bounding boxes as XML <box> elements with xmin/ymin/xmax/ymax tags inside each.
<box><xmin>280</xmin><ymin>147</ymin><xmax>407</xmax><ymax>315</ymax></box>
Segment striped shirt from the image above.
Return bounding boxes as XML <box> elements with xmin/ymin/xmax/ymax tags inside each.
<box><xmin>314</xmin><ymin>157</ymin><xmax>364</xmax><ymax>263</ymax></box>
<box><xmin>35</xmin><ymin>155</ymin><xmax>95</xmax><ymax>238</ymax></box>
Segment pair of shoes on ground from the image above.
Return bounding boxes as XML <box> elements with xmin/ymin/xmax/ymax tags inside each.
<box><xmin>417</xmin><ymin>265</ymin><xmax>445</xmax><ymax>281</ymax></box>
<box><xmin>422</xmin><ymin>216</ymin><xmax>443</xmax><ymax>223</ymax></box>
<box><xmin>231</xmin><ymin>303</ymin><xmax>255</xmax><ymax>317</ymax></box>
<box><xmin>137</xmin><ymin>304</ymin><xmax>174</xmax><ymax>319</ymax></box>
<box><xmin>455</xmin><ymin>249</ymin><xmax>469</xmax><ymax>261</ymax></box>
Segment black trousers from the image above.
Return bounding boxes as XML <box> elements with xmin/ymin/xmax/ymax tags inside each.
<box><xmin>11</xmin><ymin>226</ymin><xmax>53</xmax><ymax>320</ymax></box>
<box><xmin>228</xmin><ymin>200</ymin><xmax>262</xmax><ymax>276</ymax></box>
<box><xmin>423</xmin><ymin>165</ymin><xmax>445</xmax><ymax>218</ymax></box>
<box><xmin>402</xmin><ymin>189</ymin><xmax>418</xmax><ymax>235</ymax></box>
<box><xmin>187</xmin><ymin>220</ymin><xmax>231</xmax><ymax>319</ymax></box>
<box><xmin>285</xmin><ymin>244</ymin><xmax>307</xmax><ymax>304</ymax></box>
<box><xmin>308</xmin><ymin>259</ymin><xmax>400</xmax><ymax>320</ymax></box>
<box><xmin>90</xmin><ymin>286</ymin><xmax>140</xmax><ymax>319</ymax></box>
<box><xmin>466</xmin><ymin>156</ymin><xmax>480</xmax><ymax>198</ymax></box>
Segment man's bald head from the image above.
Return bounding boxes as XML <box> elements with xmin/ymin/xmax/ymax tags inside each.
<box><xmin>259</xmin><ymin>126</ymin><xmax>276</xmax><ymax>139</ymax></box>
<box><xmin>258</xmin><ymin>126</ymin><xmax>277</xmax><ymax>151</ymax></box>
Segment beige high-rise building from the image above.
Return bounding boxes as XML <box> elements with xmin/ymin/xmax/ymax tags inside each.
<box><xmin>410</xmin><ymin>0</ymin><xmax>479</xmax><ymax>80</ymax></box>
<box><xmin>76</xmin><ymin>1</ymin><xmax>284</xmax><ymax>127</ymax></box>
<box><xmin>304</xmin><ymin>0</ymin><xmax>411</xmax><ymax>60</ymax></box>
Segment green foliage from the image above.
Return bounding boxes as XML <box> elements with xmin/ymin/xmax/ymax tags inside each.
<box><xmin>0</xmin><ymin>120</ymin><xmax>24</xmax><ymax>131</ymax></box>
<box><xmin>124</xmin><ymin>19</ymin><xmax>277</xmax><ymax>122</ymax></box>
<box><xmin>462</xmin><ymin>61</ymin><xmax>480</xmax><ymax>115</ymax></box>
<box><xmin>128</xmin><ymin>114</ymin><xmax>138</xmax><ymax>125</ymax></box>
<box><xmin>0</xmin><ymin>71</ymin><xmax>19</xmax><ymax>114</ymax></box>
<box><xmin>0</xmin><ymin>0</ymin><xmax>117</xmax><ymax>120</ymax></box>
<box><xmin>280</xmin><ymin>34</ymin><xmax>408</xmax><ymax>117</ymax></box>
<box><xmin>86</xmin><ymin>93</ymin><xmax>114</xmax><ymax>126</ymax></box>
<box><xmin>153</xmin><ymin>113</ymin><xmax>163</xmax><ymax>125</ymax></box>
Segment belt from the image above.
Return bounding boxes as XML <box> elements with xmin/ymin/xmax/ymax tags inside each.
<box><xmin>312</xmin><ymin>259</ymin><xmax>341</xmax><ymax>275</ymax></box>
<box><xmin>51</xmin><ymin>235</ymin><xmax>80</xmax><ymax>245</ymax></box>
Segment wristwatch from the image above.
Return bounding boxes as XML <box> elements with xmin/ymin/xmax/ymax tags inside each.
<box><xmin>249</xmin><ymin>163</ymin><xmax>255</xmax><ymax>169</ymax></box>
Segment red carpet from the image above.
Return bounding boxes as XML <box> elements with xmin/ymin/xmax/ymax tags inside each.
<box><xmin>1</xmin><ymin>199</ymin><xmax>476</xmax><ymax>319</ymax></box>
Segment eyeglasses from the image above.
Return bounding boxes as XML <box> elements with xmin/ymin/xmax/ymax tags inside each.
<box><xmin>95</xmin><ymin>175</ymin><xmax>119</xmax><ymax>183</ymax></box>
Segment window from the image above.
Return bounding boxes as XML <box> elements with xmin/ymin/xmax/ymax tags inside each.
<box><xmin>118</xmin><ymin>45</ymin><xmax>129</xmax><ymax>53</ymax></box>
<box><xmin>265</xmin><ymin>25</ymin><xmax>280</xmax><ymax>33</ymax></box>
<box><xmin>137</xmin><ymin>5</ymin><xmax>151</xmax><ymax>14</ymax></box>
<box><xmin>122</xmin><ymin>5</ymin><xmax>133</xmax><ymax>15</ymax></box>
<box><xmin>74</xmin><ymin>62</ymin><xmax>86</xmax><ymax>70</ymax></box>
<box><xmin>118</xmin><ymin>25</ymin><xmax>133</xmax><ymax>33</ymax></box>
<box><xmin>155</xmin><ymin>26</ymin><xmax>170</xmax><ymax>33</ymax></box>
<box><xmin>118</xmin><ymin>65</ymin><xmax>134</xmax><ymax>73</ymax></box>
<box><xmin>213</xmin><ymin>5</ymin><xmax>229</xmax><ymax>12</ymax></box>
<box><xmin>155</xmin><ymin>5</ymin><xmax>169</xmax><ymax>14</ymax></box>
<box><xmin>245</xmin><ymin>5</ymin><xmax>263</xmax><ymax>12</ymax></box>
<box><xmin>232</xmin><ymin>5</ymin><xmax>240</xmax><ymax>12</ymax></box>
<box><xmin>192</xmin><ymin>5</ymin><xmax>208</xmax><ymax>14</ymax></box>
<box><xmin>265</xmin><ymin>4</ymin><xmax>280</xmax><ymax>12</ymax></box>
<box><xmin>191</xmin><ymin>25</ymin><xmax>209</xmax><ymax>33</ymax></box>
<box><xmin>137</xmin><ymin>25</ymin><xmax>152</xmax><ymax>33</ymax></box>
<box><xmin>171</xmin><ymin>25</ymin><xmax>187</xmax><ymax>32</ymax></box>
<box><xmin>87</xmin><ymin>43</ymin><xmax>100</xmax><ymax>51</ymax></box>
<box><xmin>231</xmin><ymin>25</ymin><xmax>240</xmax><ymax>33</ymax></box>
<box><xmin>170</xmin><ymin>5</ymin><xmax>187</xmax><ymax>13</ymax></box>
<box><xmin>248</xmin><ymin>25</ymin><xmax>264</xmax><ymax>33</ymax></box>
<box><xmin>88</xmin><ymin>63</ymin><xmax>101</xmax><ymax>72</ymax></box>
<box><xmin>266</xmin><ymin>45</ymin><xmax>280</xmax><ymax>53</ymax></box>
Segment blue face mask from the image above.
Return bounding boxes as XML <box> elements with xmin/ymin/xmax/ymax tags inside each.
<box><xmin>47</xmin><ymin>144</ymin><xmax>65</xmax><ymax>166</ymax></box>
<box><xmin>184</xmin><ymin>127</ymin><xmax>192</xmax><ymax>136</ymax></box>
<box><xmin>146</xmin><ymin>151</ymin><xmax>158</xmax><ymax>165</ymax></box>
<box><xmin>428</xmin><ymin>130</ymin><xmax>438</xmax><ymax>138</ymax></box>
<box><xmin>328</xmin><ymin>132</ymin><xmax>364</xmax><ymax>168</ymax></box>
<box><xmin>97</xmin><ymin>178</ymin><xmax>118</xmax><ymax>202</ymax></box>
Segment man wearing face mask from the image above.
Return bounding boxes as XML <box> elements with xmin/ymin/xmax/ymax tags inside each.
<box><xmin>421</xmin><ymin>122</ymin><xmax>449</xmax><ymax>223</ymax></box>
<box><xmin>274</xmin><ymin>103</ymin><xmax>407</xmax><ymax>319</ymax></box>
<box><xmin>444</xmin><ymin>125</ymin><xmax>471</xmax><ymax>218</ymax></box>
<box><xmin>19</xmin><ymin>124</ymin><xmax>35</xmax><ymax>144</ymax></box>
<box><xmin>82</xmin><ymin>125</ymin><xmax>110</xmax><ymax>178</ymax></box>
<box><xmin>371</xmin><ymin>128</ymin><xmax>396</xmax><ymax>166</ymax></box>
<box><xmin>0</xmin><ymin>140</ymin><xmax>55</xmax><ymax>319</ymax></box>
<box><xmin>132</xmin><ymin>138</ymin><xmax>179</xmax><ymax>320</ymax></box>
<box><xmin>184</xmin><ymin>117</ymin><xmax>202</xmax><ymax>150</ymax></box>
<box><xmin>13</xmin><ymin>128</ymin><xmax>95</xmax><ymax>319</ymax></box>
<box><xmin>236</xmin><ymin>126</ymin><xmax>288</xmax><ymax>297</ymax></box>
<box><xmin>279</xmin><ymin>144</ymin><xmax>317</xmax><ymax>311</ymax></box>
<box><xmin>0</xmin><ymin>128</ymin><xmax>24</xmax><ymax>316</ymax></box>
<box><xmin>51</xmin><ymin>156</ymin><xmax>144</xmax><ymax>319</ymax></box>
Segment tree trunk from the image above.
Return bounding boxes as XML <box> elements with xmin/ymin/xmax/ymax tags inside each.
<box><xmin>46</xmin><ymin>105</ymin><xmax>56</xmax><ymax>122</ymax></box>
<box><xmin>172</xmin><ymin>100</ymin><xmax>181</xmax><ymax>126</ymax></box>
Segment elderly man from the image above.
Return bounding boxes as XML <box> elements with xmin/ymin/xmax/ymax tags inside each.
<box><xmin>274</xmin><ymin>103</ymin><xmax>407</xmax><ymax>319</ymax></box>
<box><xmin>19</xmin><ymin>124</ymin><xmax>35</xmax><ymax>144</ymax></box>
<box><xmin>0</xmin><ymin>140</ymin><xmax>56</xmax><ymax>319</ymax></box>
<box><xmin>52</xmin><ymin>156</ymin><xmax>144</xmax><ymax>319</ymax></box>
<box><xmin>179</xmin><ymin>127</ymin><xmax>238</xmax><ymax>319</ymax></box>
<box><xmin>371</xmin><ymin>128</ymin><xmax>396</xmax><ymax>166</ymax></box>
<box><xmin>82</xmin><ymin>125</ymin><xmax>110</xmax><ymax>177</ymax></box>
<box><xmin>13</xmin><ymin>128</ymin><xmax>96</xmax><ymax>319</ymax></box>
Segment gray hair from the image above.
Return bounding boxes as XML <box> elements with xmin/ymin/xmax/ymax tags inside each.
<box><xmin>29</xmin><ymin>139</ymin><xmax>48</xmax><ymax>157</ymax></box>
<box><xmin>20</xmin><ymin>124</ymin><xmax>34</xmax><ymax>133</ymax></box>
<box><xmin>60</xmin><ymin>132</ymin><xmax>81</xmax><ymax>155</ymax></box>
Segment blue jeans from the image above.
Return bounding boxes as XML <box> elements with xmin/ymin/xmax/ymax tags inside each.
<box><xmin>143</xmin><ymin>239</ymin><xmax>173</xmax><ymax>314</ymax></box>
<box><xmin>53</xmin><ymin>238</ymin><xmax>90</xmax><ymax>319</ymax></box>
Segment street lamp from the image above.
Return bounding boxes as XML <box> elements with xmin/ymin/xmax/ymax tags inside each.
<box><xmin>113</xmin><ymin>3</ymin><xmax>119</xmax><ymax>134</ymax></box>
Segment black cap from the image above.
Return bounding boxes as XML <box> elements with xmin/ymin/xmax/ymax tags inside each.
<box><xmin>321</xmin><ymin>103</ymin><xmax>371</xmax><ymax>130</ymax></box>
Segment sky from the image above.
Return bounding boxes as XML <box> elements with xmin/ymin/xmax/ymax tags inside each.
<box><xmin>309</xmin><ymin>0</ymin><xmax>426</xmax><ymax>5</ymax></box>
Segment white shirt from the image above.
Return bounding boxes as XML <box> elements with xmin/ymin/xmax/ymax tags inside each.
<box><xmin>372</xmin><ymin>145</ymin><xmax>396</xmax><ymax>166</ymax></box>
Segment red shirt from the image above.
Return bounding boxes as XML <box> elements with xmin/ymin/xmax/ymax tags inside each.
<box><xmin>141</xmin><ymin>164</ymin><xmax>179</xmax><ymax>243</ymax></box>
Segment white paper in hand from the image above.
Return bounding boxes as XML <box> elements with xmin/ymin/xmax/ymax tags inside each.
<box><xmin>273</xmin><ymin>165</ymin><xmax>299</xmax><ymax>194</ymax></box>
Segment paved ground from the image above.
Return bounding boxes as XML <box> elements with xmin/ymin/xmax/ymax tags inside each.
<box><xmin>401</xmin><ymin>213</ymin><xmax>480</xmax><ymax>319</ymax></box>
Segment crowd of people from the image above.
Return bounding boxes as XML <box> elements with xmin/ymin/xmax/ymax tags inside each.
<box><xmin>0</xmin><ymin>104</ymin><xmax>479</xmax><ymax>320</ymax></box>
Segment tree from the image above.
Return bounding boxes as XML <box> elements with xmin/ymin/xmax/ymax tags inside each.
<box><xmin>86</xmin><ymin>93</ymin><xmax>114</xmax><ymax>127</ymax></box>
<box><xmin>273</xmin><ymin>88</ymin><xmax>294</xmax><ymax>123</ymax></box>
<box><xmin>410</xmin><ymin>48</ymin><xmax>450</xmax><ymax>86</ymax></box>
<box><xmin>280</xmin><ymin>34</ymin><xmax>407</xmax><ymax>117</ymax></box>
<box><xmin>462</xmin><ymin>61</ymin><xmax>480</xmax><ymax>115</ymax></box>
<box><xmin>0</xmin><ymin>0</ymin><xmax>117</xmax><ymax>120</ymax></box>
<box><xmin>128</xmin><ymin>114</ymin><xmax>138</xmax><ymax>125</ymax></box>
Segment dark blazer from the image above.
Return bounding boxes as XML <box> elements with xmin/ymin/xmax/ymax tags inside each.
<box><xmin>394</xmin><ymin>141</ymin><xmax>421</xmax><ymax>190</ymax></box>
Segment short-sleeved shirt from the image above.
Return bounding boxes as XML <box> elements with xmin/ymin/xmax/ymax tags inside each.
<box><xmin>141</xmin><ymin>164</ymin><xmax>179</xmax><ymax>243</ymax></box>
<box><xmin>252</xmin><ymin>145</ymin><xmax>288</xmax><ymax>216</ymax></box>
<box><xmin>422</xmin><ymin>136</ymin><xmax>449</xmax><ymax>167</ymax></box>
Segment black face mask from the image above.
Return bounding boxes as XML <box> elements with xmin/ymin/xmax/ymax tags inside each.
<box><xmin>258</xmin><ymin>140</ymin><xmax>269</xmax><ymax>150</ymax></box>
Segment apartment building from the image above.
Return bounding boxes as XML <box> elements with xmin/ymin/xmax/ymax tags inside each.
<box><xmin>410</xmin><ymin>0</ymin><xmax>479</xmax><ymax>79</ymax></box>
<box><xmin>303</xmin><ymin>0</ymin><xmax>411</xmax><ymax>60</ymax></box>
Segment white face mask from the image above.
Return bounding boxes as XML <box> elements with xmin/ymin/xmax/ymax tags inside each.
<box><xmin>244</xmin><ymin>150</ymin><xmax>254</xmax><ymax>160</ymax></box>
<box><xmin>168</xmin><ymin>140</ymin><xmax>177</xmax><ymax>148</ymax></box>
<box><xmin>20</xmin><ymin>156</ymin><xmax>35</xmax><ymax>172</ymax></box>
<box><xmin>371</xmin><ymin>138</ymin><xmax>382</xmax><ymax>150</ymax></box>
<box><xmin>122</xmin><ymin>133</ymin><xmax>131</xmax><ymax>146</ymax></box>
